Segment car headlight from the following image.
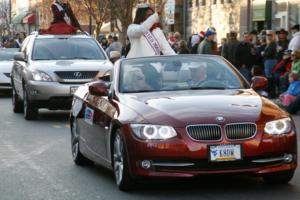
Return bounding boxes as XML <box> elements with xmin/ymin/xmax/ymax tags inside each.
<box><xmin>130</xmin><ymin>124</ymin><xmax>177</xmax><ymax>140</ymax></box>
<box><xmin>264</xmin><ymin>118</ymin><xmax>292</xmax><ymax>135</ymax></box>
<box><xmin>32</xmin><ymin>71</ymin><xmax>52</xmax><ymax>82</ymax></box>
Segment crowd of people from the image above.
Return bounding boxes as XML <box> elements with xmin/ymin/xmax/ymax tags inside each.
<box><xmin>0</xmin><ymin>32</ymin><xmax>27</xmax><ymax>49</ymax></box>
<box><xmin>98</xmin><ymin>23</ymin><xmax>300</xmax><ymax>115</ymax></box>
<box><xmin>1</xmin><ymin>0</ymin><xmax>299</xmax><ymax>115</ymax></box>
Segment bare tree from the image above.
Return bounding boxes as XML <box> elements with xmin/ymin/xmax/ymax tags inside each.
<box><xmin>0</xmin><ymin>0</ymin><xmax>11</xmax><ymax>37</ymax></box>
<box><xmin>69</xmin><ymin>0</ymin><xmax>110</xmax><ymax>37</ymax></box>
<box><xmin>110</xmin><ymin>0</ymin><xmax>138</xmax><ymax>43</ymax></box>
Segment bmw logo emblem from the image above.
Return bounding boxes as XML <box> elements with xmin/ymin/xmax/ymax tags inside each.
<box><xmin>216</xmin><ymin>116</ymin><xmax>225</xmax><ymax>123</ymax></box>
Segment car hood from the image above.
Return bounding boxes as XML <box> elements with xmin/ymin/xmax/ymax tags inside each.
<box><xmin>30</xmin><ymin>60</ymin><xmax>112</xmax><ymax>72</ymax></box>
<box><xmin>0</xmin><ymin>61</ymin><xmax>14</xmax><ymax>72</ymax></box>
<box><xmin>119</xmin><ymin>89</ymin><xmax>287</xmax><ymax>127</ymax></box>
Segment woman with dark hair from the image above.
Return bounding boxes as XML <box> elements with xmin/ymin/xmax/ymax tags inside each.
<box><xmin>126</xmin><ymin>2</ymin><xmax>176</xmax><ymax>58</ymax></box>
<box><xmin>51</xmin><ymin>0</ymin><xmax>80</xmax><ymax>29</ymax></box>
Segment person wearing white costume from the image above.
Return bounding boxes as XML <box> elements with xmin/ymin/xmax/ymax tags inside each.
<box><xmin>126</xmin><ymin>3</ymin><xmax>176</xmax><ymax>58</ymax></box>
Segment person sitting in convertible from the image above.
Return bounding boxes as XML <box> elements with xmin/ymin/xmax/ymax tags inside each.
<box><xmin>123</xmin><ymin>68</ymin><xmax>153</xmax><ymax>92</ymax></box>
<box><xmin>187</xmin><ymin>64</ymin><xmax>207</xmax><ymax>87</ymax></box>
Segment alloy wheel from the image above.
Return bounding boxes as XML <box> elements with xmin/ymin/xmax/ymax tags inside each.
<box><xmin>113</xmin><ymin>134</ymin><xmax>124</xmax><ymax>186</ymax></box>
<box><xmin>71</xmin><ymin>119</ymin><xmax>79</xmax><ymax>159</ymax></box>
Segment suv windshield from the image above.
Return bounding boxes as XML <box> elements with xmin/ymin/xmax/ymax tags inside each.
<box><xmin>120</xmin><ymin>56</ymin><xmax>249</xmax><ymax>93</ymax></box>
<box><xmin>32</xmin><ymin>38</ymin><xmax>106</xmax><ymax>60</ymax></box>
<box><xmin>0</xmin><ymin>48</ymin><xmax>19</xmax><ymax>61</ymax></box>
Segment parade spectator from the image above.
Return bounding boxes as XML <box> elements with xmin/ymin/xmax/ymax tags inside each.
<box><xmin>100</xmin><ymin>37</ymin><xmax>109</xmax><ymax>50</ymax></box>
<box><xmin>171</xmin><ymin>32</ymin><xmax>181</xmax><ymax>52</ymax></box>
<box><xmin>255</xmin><ymin>32</ymin><xmax>267</xmax><ymax>67</ymax></box>
<box><xmin>109</xmin><ymin>51</ymin><xmax>121</xmax><ymax>64</ymax></box>
<box><xmin>167</xmin><ymin>32</ymin><xmax>176</xmax><ymax>46</ymax></box>
<box><xmin>282</xmin><ymin>50</ymin><xmax>300</xmax><ymax>113</ymax></box>
<box><xmin>221</xmin><ymin>31</ymin><xmax>239</xmax><ymax>66</ymax></box>
<box><xmin>288</xmin><ymin>24</ymin><xmax>300</xmax><ymax>51</ymax></box>
<box><xmin>273</xmin><ymin>50</ymin><xmax>292</xmax><ymax>94</ymax></box>
<box><xmin>250</xmin><ymin>30</ymin><xmax>259</xmax><ymax>46</ymax></box>
<box><xmin>218</xmin><ymin>38</ymin><xmax>227</xmax><ymax>55</ymax></box>
<box><xmin>13</xmin><ymin>32</ymin><xmax>26</xmax><ymax>48</ymax></box>
<box><xmin>126</xmin><ymin>2</ymin><xmax>175</xmax><ymax>58</ymax></box>
<box><xmin>197</xmin><ymin>30</ymin><xmax>216</xmax><ymax>55</ymax></box>
<box><xmin>235</xmin><ymin>32</ymin><xmax>256</xmax><ymax>82</ymax></box>
<box><xmin>290</xmin><ymin>49</ymin><xmax>300</xmax><ymax>81</ymax></box>
<box><xmin>276</xmin><ymin>28</ymin><xmax>289</xmax><ymax>61</ymax></box>
<box><xmin>107</xmin><ymin>35</ymin><xmax>113</xmax><ymax>47</ymax></box>
<box><xmin>189</xmin><ymin>31</ymin><xmax>205</xmax><ymax>54</ymax></box>
<box><xmin>177</xmin><ymin>40</ymin><xmax>190</xmax><ymax>54</ymax></box>
<box><xmin>51</xmin><ymin>0</ymin><xmax>81</xmax><ymax>30</ymax></box>
<box><xmin>280</xmin><ymin>76</ymin><xmax>300</xmax><ymax>107</ymax></box>
<box><xmin>262</xmin><ymin>30</ymin><xmax>277</xmax><ymax>97</ymax></box>
<box><xmin>121</xmin><ymin>37</ymin><xmax>131</xmax><ymax>57</ymax></box>
<box><xmin>106</xmin><ymin>36</ymin><xmax>122</xmax><ymax>59</ymax></box>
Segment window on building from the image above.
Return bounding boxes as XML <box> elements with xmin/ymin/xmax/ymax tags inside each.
<box><xmin>226</xmin><ymin>0</ymin><xmax>232</xmax><ymax>3</ymax></box>
<box><xmin>201</xmin><ymin>0</ymin><xmax>206</xmax><ymax>6</ymax></box>
<box><xmin>220</xmin><ymin>0</ymin><xmax>224</xmax><ymax>4</ymax></box>
<box><xmin>213</xmin><ymin>0</ymin><xmax>217</xmax><ymax>4</ymax></box>
<box><xmin>196</xmin><ymin>0</ymin><xmax>199</xmax><ymax>7</ymax></box>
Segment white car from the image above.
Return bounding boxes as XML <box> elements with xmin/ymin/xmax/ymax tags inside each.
<box><xmin>0</xmin><ymin>48</ymin><xmax>19</xmax><ymax>90</ymax></box>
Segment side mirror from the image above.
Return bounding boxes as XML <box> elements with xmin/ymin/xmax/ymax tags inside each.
<box><xmin>89</xmin><ymin>80</ymin><xmax>108</xmax><ymax>96</ymax></box>
<box><xmin>251</xmin><ymin>76</ymin><xmax>268</xmax><ymax>91</ymax></box>
<box><xmin>14</xmin><ymin>52</ymin><xmax>26</xmax><ymax>62</ymax></box>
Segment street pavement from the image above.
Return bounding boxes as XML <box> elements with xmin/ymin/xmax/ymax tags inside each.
<box><xmin>0</xmin><ymin>91</ymin><xmax>300</xmax><ymax>200</ymax></box>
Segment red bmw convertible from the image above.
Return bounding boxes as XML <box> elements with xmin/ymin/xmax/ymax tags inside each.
<box><xmin>70</xmin><ymin>55</ymin><xmax>297</xmax><ymax>190</ymax></box>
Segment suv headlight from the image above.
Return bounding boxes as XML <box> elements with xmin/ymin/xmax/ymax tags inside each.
<box><xmin>130</xmin><ymin>124</ymin><xmax>177</xmax><ymax>140</ymax></box>
<box><xmin>32</xmin><ymin>71</ymin><xmax>52</xmax><ymax>82</ymax></box>
<box><xmin>264</xmin><ymin>118</ymin><xmax>292</xmax><ymax>135</ymax></box>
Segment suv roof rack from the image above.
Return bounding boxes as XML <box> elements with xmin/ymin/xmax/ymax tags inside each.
<box><xmin>31</xmin><ymin>29</ymin><xmax>90</xmax><ymax>37</ymax></box>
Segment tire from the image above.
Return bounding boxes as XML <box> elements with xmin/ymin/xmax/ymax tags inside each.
<box><xmin>263</xmin><ymin>170</ymin><xmax>295</xmax><ymax>184</ymax></box>
<box><xmin>71</xmin><ymin>118</ymin><xmax>92</xmax><ymax>166</ymax></box>
<box><xmin>113</xmin><ymin>130</ymin><xmax>134</xmax><ymax>191</ymax></box>
<box><xmin>23</xmin><ymin>88</ymin><xmax>38</xmax><ymax>120</ymax></box>
<box><xmin>12</xmin><ymin>88</ymin><xmax>23</xmax><ymax>113</ymax></box>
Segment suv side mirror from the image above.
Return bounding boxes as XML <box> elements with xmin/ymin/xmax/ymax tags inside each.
<box><xmin>14</xmin><ymin>52</ymin><xmax>26</xmax><ymax>62</ymax></box>
<box><xmin>251</xmin><ymin>76</ymin><xmax>268</xmax><ymax>90</ymax></box>
<box><xmin>89</xmin><ymin>80</ymin><xmax>108</xmax><ymax>96</ymax></box>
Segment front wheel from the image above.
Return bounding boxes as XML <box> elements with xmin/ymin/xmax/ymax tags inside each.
<box><xmin>12</xmin><ymin>88</ymin><xmax>23</xmax><ymax>113</ymax></box>
<box><xmin>71</xmin><ymin>118</ymin><xmax>92</xmax><ymax>166</ymax></box>
<box><xmin>23</xmin><ymin>88</ymin><xmax>38</xmax><ymax>120</ymax></box>
<box><xmin>113</xmin><ymin>130</ymin><xmax>134</xmax><ymax>191</ymax></box>
<box><xmin>263</xmin><ymin>170</ymin><xmax>295</xmax><ymax>184</ymax></box>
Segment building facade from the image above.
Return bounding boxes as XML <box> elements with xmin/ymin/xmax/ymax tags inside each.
<box><xmin>252</xmin><ymin>0</ymin><xmax>300</xmax><ymax>32</ymax></box>
<box><xmin>182</xmin><ymin>0</ymin><xmax>250</xmax><ymax>42</ymax></box>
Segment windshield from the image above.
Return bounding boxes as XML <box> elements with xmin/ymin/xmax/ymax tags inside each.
<box><xmin>0</xmin><ymin>48</ymin><xmax>19</xmax><ymax>61</ymax></box>
<box><xmin>32</xmin><ymin>38</ymin><xmax>106</xmax><ymax>60</ymax></box>
<box><xmin>119</xmin><ymin>56</ymin><xmax>249</xmax><ymax>93</ymax></box>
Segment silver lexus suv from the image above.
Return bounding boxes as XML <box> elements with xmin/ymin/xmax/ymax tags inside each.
<box><xmin>11</xmin><ymin>32</ymin><xmax>112</xmax><ymax>120</ymax></box>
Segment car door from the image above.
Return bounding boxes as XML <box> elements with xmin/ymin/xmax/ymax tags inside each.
<box><xmin>80</xmin><ymin>92</ymin><xmax>111</xmax><ymax>164</ymax></box>
<box><xmin>12</xmin><ymin>37</ymin><xmax>31</xmax><ymax>97</ymax></box>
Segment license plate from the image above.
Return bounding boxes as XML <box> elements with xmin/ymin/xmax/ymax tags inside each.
<box><xmin>209</xmin><ymin>144</ymin><xmax>242</xmax><ymax>162</ymax></box>
<box><xmin>70</xmin><ymin>86</ymin><xmax>79</xmax><ymax>95</ymax></box>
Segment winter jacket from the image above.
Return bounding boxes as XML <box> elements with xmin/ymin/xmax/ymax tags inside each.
<box><xmin>263</xmin><ymin>42</ymin><xmax>277</xmax><ymax>60</ymax></box>
<box><xmin>197</xmin><ymin>39</ymin><xmax>213</xmax><ymax>55</ymax></box>
<box><xmin>288</xmin><ymin>32</ymin><xmax>300</xmax><ymax>51</ymax></box>
<box><xmin>127</xmin><ymin>13</ymin><xmax>175</xmax><ymax>58</ymax></box>
<box><xmin>235</xmin><ymin>41</ymin><xmax>255</xmax><ymax>69</ymax></box>
<box><xmin>221</xmin><ymin>38</ymin><xmax>239</xmax><ymax>66</ymax></box>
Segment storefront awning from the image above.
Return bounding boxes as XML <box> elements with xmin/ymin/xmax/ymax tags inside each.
<box><xmin>12</xmin><ymin>12</ymin><xmax>28</xmax><ymax>24</ymax></box>
<box><xmin>23</xmin><ymin>14</ymin><xmax>36</xmax><ymax>24</ymax></box>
